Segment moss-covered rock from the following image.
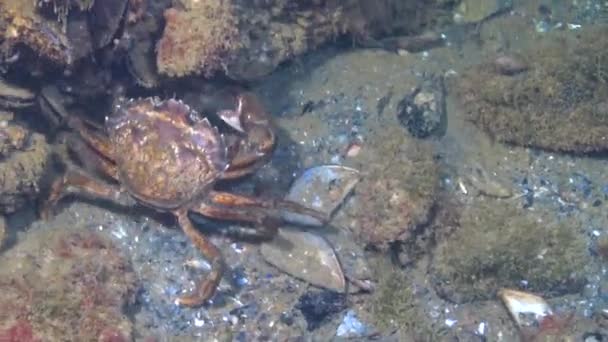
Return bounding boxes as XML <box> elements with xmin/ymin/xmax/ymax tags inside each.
<box><xmin>342</xmin><ymin>117</ymin><xmax>440</xmax><ymax>250</ymax></box>
<box><xmin>454</xmin><ymin>25</ymin><xmax>608</xmax><ymax>153</ymax></box>
<box><xmin>430</xmin><ymin>200</ymin><xmax>590</xmax><ymax>303</ymax></box>
<box><xmin>0</xmin><ymin>116</ymin><xmax>50</xmax><ymax>214</ymax></box>
<box><xmin>0</xmin><ymin>226</ymin><xmax>137</xmax><ymax>341</ymax></box>
<box><xmin>365</xmin><ymin>259</ymin><xmax>440</xmax><ymax>340</ymax></box>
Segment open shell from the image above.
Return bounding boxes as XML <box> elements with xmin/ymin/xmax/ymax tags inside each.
<box><xmin>260</xmin><ymin>227</ymin><xmax>346</xmax><ymax>292</ymax></box>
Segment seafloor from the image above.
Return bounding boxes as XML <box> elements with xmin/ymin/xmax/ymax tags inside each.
<box><xmin>2</xmin><ymin>0</ymin><xmax>608</xmax><ymax>341</ymax></box>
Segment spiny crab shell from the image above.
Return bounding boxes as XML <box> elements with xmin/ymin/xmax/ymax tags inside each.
<box><xmin>105</xmin><ymin>97</ymin><xmax>229</xmax><ymax>209</ymax></box>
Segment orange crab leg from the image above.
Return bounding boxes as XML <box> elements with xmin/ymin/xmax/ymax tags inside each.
<box><xmin>208</xmin><ymin>191</ymin><xmax>330</xmax><ymax>225</ymax></box>
<box><xmin>173</xmin><ymin>209</ymin><xmax>225</xmax><ymax>307</ymax></box>
<box><xmin>190</xmin><ymin>200</ymin><xmax>280</xmax><ymax>238</ymax></box>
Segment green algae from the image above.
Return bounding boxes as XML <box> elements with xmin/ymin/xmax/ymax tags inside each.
<box><xmin>455</xmin><ymin>25</ymin><xmax>608</xmax><ymax>153</ymax></box>
<box><xmin>430</xmin><ymin>200</ymin><xmax>590</xmax><ymax>303</ymax></box>
<box><xmin>368</xmin><ymin>258</ymin><xmax>444</xmax><ymax>340</ymax></box>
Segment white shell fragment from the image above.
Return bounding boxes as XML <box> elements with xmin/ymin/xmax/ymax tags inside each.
<box><xmin>260</xmin><ymin>227</ymin><xmax>346</xmax><ymax>292</ymax></box>
<box><xmin>282</xmin><ymin>165</ymin><xmax>360</xmax><ymax>226</ymax></box>
<box><xmin>498</xmin><ymin>288</ymin><xmax>553</xmax><ymax>328</ymax></box>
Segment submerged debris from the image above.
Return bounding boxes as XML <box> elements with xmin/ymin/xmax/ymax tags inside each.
<box><xmin>499</xmin><ymin>288</ymin><xmax>575</xmax><ymax>340</ymax></box>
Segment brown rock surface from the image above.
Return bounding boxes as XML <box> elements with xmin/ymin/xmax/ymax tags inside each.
<box><xmin>156</xmin><ymin>0</ymin><xmax>453</xmax><ymax>80</ymax></box>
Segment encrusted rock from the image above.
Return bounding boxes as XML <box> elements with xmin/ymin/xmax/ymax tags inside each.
<box><xmin>0</xmin><ymin>114</ymin><xmax>50</xmax><ymax>214</ymax></box>
<box><xmin>0</xmin><ymin>226</ymin><xmax>137</xmax><ymax>341</ymax></box>
<box><xmin>342</xmin><ymin>119</ymin><xmax>439</xmax><ymax>250</ymax></box>
<box><xmin>430</xmin><ymin>200</ymin><xmax>590</xmax><ymax>303</ymax></box>
<box><xmin>156</xmin><ymin>0</ymin><xmax>454</xmax><ymax>80</ymax></box>
<box><xmin>396</xmin><ymin>75</ymin><xmax>447</xmax><ymax>139</ymax></box>
<box><xmin>156</xmin><ymin>0</ymin><xmax>240</xmax><ymax>78</ymax></box>
<box><xmin>454</xmin><ymin>26</ymin><xmax>608</xmax><ymax>153</ymax></box>
<box><xmin>0</xmin><ymin>0</ymin><xmax>73</xmax><ymax>65</ymax></box>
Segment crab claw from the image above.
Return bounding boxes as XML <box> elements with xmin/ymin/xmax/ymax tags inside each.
<box><xmin>217</xmin><ymin>107</ymin><xmax>245</xmax><ymax>133</ymax></box>
<box><xmin>215</xmin><ymin>92</ymin><xmax>276</xmax><ymax>179</ymax></box>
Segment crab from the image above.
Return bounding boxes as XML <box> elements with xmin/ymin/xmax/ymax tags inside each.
<box><xmin>42</xmin><ymin>90</ymin><xmax>328</xmax><ymax>307</ymax></box>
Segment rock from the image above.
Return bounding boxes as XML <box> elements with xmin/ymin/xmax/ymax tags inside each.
<box><xmin>396</xmin><ymin>75</ymin><xmax>447</xmax><ymax>139</ymax></box>
<box><xmin>0</xmin><ymin>226</ymin><xmax>138</xmax><ymax>341</ymax></box>
<box><xmin>156</xmin><ymin>0</ymin><xmax>453</xmax><ymax>80</ymax></box>
<box><xmin>430</xmin><ymin>200</ymin><xmax>590</xmax><ymax>303</ymax></box>
<box><xmin>453</xmin><ymin>26</ymin><xmax>608</xmax><ymax>153</ymax></box>
<box><xmin>342</xmin><ymin>119</ymin><xmax>439</xmax><ymax>249</ymax></box>
<box><xmin>0</xmin><ymin>118</ymin><xmax>50</xmax><ymax>214</ymax></box>
<box><xmin>0</xmin><ymin>0</ymin><xmax>74</xmax><ymax>66</ymax></box>
<box><xmin>295</xmin><ymin>290</ymin><xmax>347</xmax><ymax>331</ymax></box>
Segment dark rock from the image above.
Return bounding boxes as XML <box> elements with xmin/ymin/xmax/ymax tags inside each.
<box><xmin>396</xmin><ymin>75</ymin><xmax>446</xmax><ymax>139</ymax></box>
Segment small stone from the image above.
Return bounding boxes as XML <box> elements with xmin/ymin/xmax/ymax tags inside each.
<box><xmin>396</xmin><ymin>75</ymin><xmax>446</xmax><ymax>139</ymax></box>
<box><xmin>280</xmin><ymin>311</ymin><xmax>294</xmax><ymax>326</ymax></box>
<box><xmin>336</xmin><ymin>310</ymin><xmax>368</xmax><ymax>338</ymax></box>
<box><xmin>344</xmin><ymin>142</ymin><xmax>362</xmax><ymax>157</ymax></box>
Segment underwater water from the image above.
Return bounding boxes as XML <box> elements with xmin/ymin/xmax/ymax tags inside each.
<box><xmin>1</xmin><ymin>0</ymin><xmax>608</xmax><ymax>341</ymax></box>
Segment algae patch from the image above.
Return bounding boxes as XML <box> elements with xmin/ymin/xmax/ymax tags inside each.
<box><xmin>430</xmin><ymin>200</ymin><xmax>590</xmax><ymax>303</ymax></box>
<box><xmin>365</xmin><ymin>258</ymin><xmax>442</xmax><ymax>340</ymax></box>
<box><xmin>454</xmin><ymin>25</ymin><xmax>608</xmax><ymax>153</ymax></box>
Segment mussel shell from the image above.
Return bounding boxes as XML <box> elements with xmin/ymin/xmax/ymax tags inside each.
<box><xmin>282</xmin><ymin>165</ymin><xmax>360</xmax><ymax>226</ymax></box>
<box><xmin>89</xmin><ymin>0</ymin><xmax>129</xmax><ymax>48</ymax></box>
<box><xmin>0</xmin><ymin>79</ymin><xmax>35</xmax><ymax>109</ymax></box>
<box><xmin>261</xmin><ymin>227</ymin><xmax>346</xmax><ymax>292</ymax></box>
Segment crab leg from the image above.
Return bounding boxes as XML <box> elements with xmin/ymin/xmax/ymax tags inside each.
<box><xmin>41</xmin><ymin>168</ymin><xmax>126</xmax><ymax>219</ymax></box>
<box><xmin>208</xmin><ymin>191</ymin><xmax>330</xmax><ymax>225</ymax></box>
<box><xmin>173</xmin><ymin>209</ymin><xmax>226</xmax><ymax>307</ymax></box>
<box><xmin>191</xmin><ymin>200</ymin><xmax>280</xmax><ymax>239</ymax></box>
<box><xmin>64</xmin><ymin>134</ymin><xmax>119</xmax><ymax>180</ymax></box>
<box><xmin>66</xmin><ymin>116</ymin><xmax>116</xmax><ymax>163</ymax></box>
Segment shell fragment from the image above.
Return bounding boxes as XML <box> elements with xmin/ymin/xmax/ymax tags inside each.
<box><xmin>498</xmin><ymin>288</ymin><xmax>553</xmax><ymax>328</ymax></box>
